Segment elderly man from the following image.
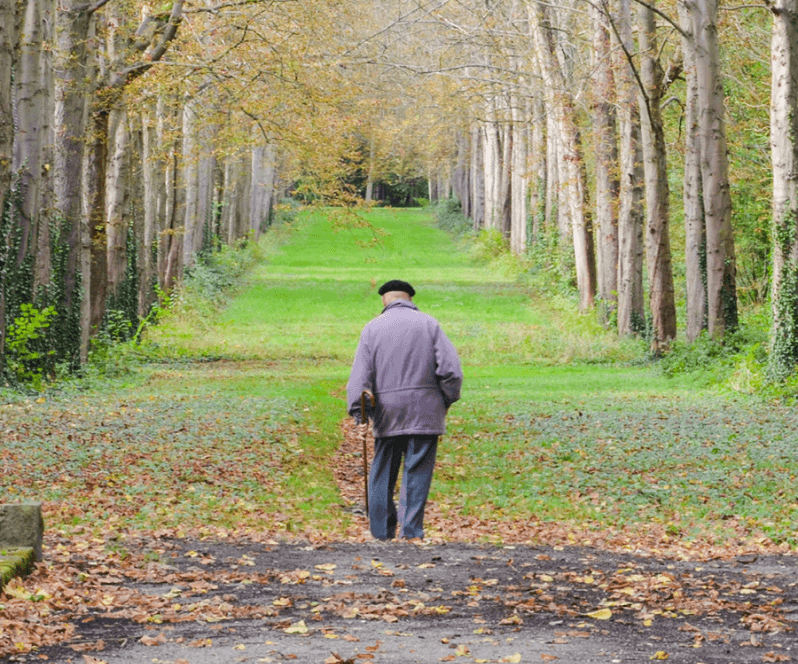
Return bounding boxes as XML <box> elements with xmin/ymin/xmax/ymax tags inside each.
<box><xmin>347</xmin><ymin>279</ymin><xmax>463</xmax><ymax>541</ymax></box>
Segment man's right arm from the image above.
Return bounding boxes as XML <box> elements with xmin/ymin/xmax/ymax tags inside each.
<box><xmin>346</xmin><ymin>333</ymin><xmax>374</xmax><ymax>421</ymax></box>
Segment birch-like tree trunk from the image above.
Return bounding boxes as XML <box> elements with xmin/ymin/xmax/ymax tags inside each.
<box><xmin>533</xmin><ymin>0</ymin><xmax>596</xmax><ymax>311</ymax></box>
<box><xmin>612</xmin><ymin>0</ymin><xmax>645</xmax><ymax>336</ymax></box>
<box><xmin>105</xmin><ymin>108</ymin><xmax>130</xmax><ymax>301</ymax></box>
<box><xmin>679</xmin><ymin>0</ymin><xmax>708</xmax><ymax>341</ymax></box>
<box><xmin>529</xmin><ymin>93</ymin><xmax>546</xmax><ymax>241</ymax></box>
<box><xmin>592</xmin><ymin>5</ymin><xmax>619</xmax><ymax>324</ymax></box>
<box><xmin>141</xmin><ymin>105</ymin><xmax>161</xmax><ymax>315</ymax></box>
<box><xmin>691</xmin><ymin>0</ymin><xmax>738</xmax><ymax>338</ymax></box>
<box><xmin>637</xmin><ymin>0</ymin><xmax>677</xmax><ymax>349</ymax></box>
<box><xmin>769</xmin><ymin>0</ymin><xmax>798</xmax><ymax>378</ymax></box>
<box><xmin>482</xmin><ymin>105</ymin><xmax>502</xmax><ymax>230</ymax></box>
<box><xmin>510</xmin><ymin>94</ymin><xmax>528</xmax><ymax>255</ymax></box>
<box><xmin>470</xmin><ymin>125</ymin><xmax>485</xmax><ymax>230</ymax></box>
<box><xmin>182</xmin><ymin>96</ymin><xmax>199</xmax><ymax>271</ymax></box>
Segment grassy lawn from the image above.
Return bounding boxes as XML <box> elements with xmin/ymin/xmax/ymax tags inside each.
<box><xmin>3</xmin><ymin>207</ymin><xmax>797</xmax><ymax>552</ymax></box>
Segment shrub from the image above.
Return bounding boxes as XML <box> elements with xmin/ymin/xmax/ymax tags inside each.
<box><xmin>434</xmin><ymin>198</ymin><xmax>472</xmax><ymax>236</ymax></box>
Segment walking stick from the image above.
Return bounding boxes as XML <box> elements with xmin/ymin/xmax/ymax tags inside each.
<box><xmin>360</xmin><ymin>390</ymin><xmax>375</xmax><ymax>514</ymax></box>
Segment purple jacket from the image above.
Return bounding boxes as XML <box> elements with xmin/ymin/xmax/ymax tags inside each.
<box><xmin>347</xmin><ymin>300</ymin><xmax>463</xmax><ymax>438</ymax></box>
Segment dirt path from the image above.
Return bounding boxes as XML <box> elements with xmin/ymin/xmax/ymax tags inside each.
<box><xmin>23</xmin><ymin>537</ymin><xmax>798</xmax><ymax>664</ymax></box>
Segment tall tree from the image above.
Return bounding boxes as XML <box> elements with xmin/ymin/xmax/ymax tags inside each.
<box><xmin>532</xmin><ymin>0</ymin><xmax>596</xmax><ymax>311</ymax></box>
<box><xmin>611</xmin><ymin>0</ymin><xmax>645</xmax><ymax>336</ymax></box>
<box><xmin>769</xmin><ymin>0</ymin><xmax>798</xmax><ymax>378</ymax></box>
<box><xmin>690</xmin><ymin>0</ymin><xmax>738</xmax><ymax>338</ymax></box>
<box><xmin>637</xmin><ymin>0</ymin><xmax>677</xmax><ymax>350</ymax></box>
<box><xmin>678</xmin><ymin>0</ymin><xmax>708</xmax><ymax>341</ymax></box>
<box><xmin>592</xmin><ymin>4</ymin><xmax>620</xmax><ymax>324</ymax></box>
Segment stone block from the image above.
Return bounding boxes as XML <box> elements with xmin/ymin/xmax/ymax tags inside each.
<box><xmin>0</xmin><ymin>503</ymin><xmax>44</xmax><ymax>562</ymax></box>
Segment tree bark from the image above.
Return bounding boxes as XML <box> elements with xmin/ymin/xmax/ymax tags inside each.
<box><xmin>470</xmin><ymin>124</ymin><xmax>485</xmax><ymax>231</ymax></box>
<box><xmin>679</xmin><ymin>0</ymin><xmax>708</xmax><ymax>341</ymax></box>
<box><xmin>53</xmin><ymin>0</ymin><xmax>91</xmax><ymax>330</ymax></box>
<box><xmin>769</xmin><ymin>0</ymin><xmax>798</xmax><ymax>378</ymax></box>
<box><xmin>182</xmin><ymin>96</ymin><xmax>199</xmax><ymax>270</ymax></box>
<box><xmin>0</xmin><ymin>0</ymin><xmax>12</xmax><ymax>208</ymax></box>
<box><xmin>691</xmin><ymin>0</ymin><xmax>738</xmax><ymax>338</ymax></box>
<box><xmin>510</xmin><ymin>93</ymin><xmax>528</xmax><ymax>255</ymax></box>
<box><xmin>482</xmin><ymin>104</ymin><xmax>502</xmax><ymax>230</ymax></box>
<box><xmin>612</xmin><ymin>0</ymin><xmax>645</xmax><ymax>336</ymax></box>
<box><xmin>592</xmin><ymin>5</ymin><xmax>620</xmax><ymax>325</ymax></box>
<box><xmin>637</xmin><ymin>0</ymin><xmax>677</xmax><ymax>349</ymax></box>
<box><xmin>105</xmin><ymin>107</ymin><xmax>130</xmax><ymax>301</ymax></box>
<box><xmin>533</xmin><ymin>0</ymin><xmax>596</xmax><ymax>311</ymax></box>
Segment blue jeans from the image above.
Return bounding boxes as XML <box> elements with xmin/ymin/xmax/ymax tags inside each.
<box><xmin>369</xmin><ymin>435</ymin><xmax>438</xmax><ymax>540</ymax></box>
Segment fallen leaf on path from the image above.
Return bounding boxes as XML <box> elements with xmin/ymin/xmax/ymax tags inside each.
<box><xmin>284</xmin><ymin>620</ymin><xmax>309</xmax><ymax>634</ymax></box>
<box><xmin>650</xmin><ymin>652</ymin><xmax>669</xmax><ymax>660</ymax></box>
<box><xmin>763</xmin><ymin>653</ymin><xmax>791</xmax><ymax>662</ymax></box>
<box><xmin>586</xmin><ymin>608</ymin><xmax>612</xmax><ymax>620</ymax></box>
<box><xmin>82</xmin><ymin>656</ymin><xmax>108</xmax><ymax>664</ymax></box>
<box><xmin>140</xmin><ymin>633</ymin><xmax>167</xmax><ymax>646</ymax></box>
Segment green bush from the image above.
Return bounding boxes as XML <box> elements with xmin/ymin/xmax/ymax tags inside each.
<box><xmin>434</xmin><ymin>198</ymin><xmax>472</xmax><ymax>236</ymax></box>
<box><xmin>5</xmin><ymin>304</ymin><xmax>57</xmax><ymax>390</ymax></box>
<box><xmin>657</xmin><ymin>324</ymin><xmax>768</xmax><ymax>385</ymax></box>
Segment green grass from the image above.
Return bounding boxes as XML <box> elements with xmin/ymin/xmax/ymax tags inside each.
<box><xmin>3</xmin><ymin>207</ymin><xmax>797</xmax><ymax>550</ymax></box>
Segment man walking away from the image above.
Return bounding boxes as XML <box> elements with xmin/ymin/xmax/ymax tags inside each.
<box><xmin>347</xmin><ymin>280</ymin><xmax>463</xmax><ymax>541</ymax></box>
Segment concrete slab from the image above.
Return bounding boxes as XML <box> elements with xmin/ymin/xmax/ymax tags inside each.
<box><xmin>0</xmin><ymin>502</ymin><xmax>44</xmax><ymax>562</ymax></box>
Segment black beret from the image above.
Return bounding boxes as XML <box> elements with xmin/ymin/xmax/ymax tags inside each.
<box><xmin>378</xmin><ymin>279</ymin><xmax>416</xmax><ymax>297</ymax></box>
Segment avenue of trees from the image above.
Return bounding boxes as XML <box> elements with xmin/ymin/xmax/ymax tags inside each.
<box><xmin>1</xmin><ymin>0</ymin><xmax>798</xmax><ymax>383</ymax></box>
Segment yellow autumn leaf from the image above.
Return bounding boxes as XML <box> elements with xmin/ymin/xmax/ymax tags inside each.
<box><xmin>284</xmin><ymin>620</ymin><xmax>309</xmax><ymax>634</ymax></box>
<box><xmin>316</xmin><ymin>563</ymin><xmax>337</xmax><ymax>572</ymax></box>
<box><xmin>586</xmin><ymin>608</ymin><xmax>612</xmax><ymax>620</ymax></box>
<box><xmin>650</xmin><ymin>652</ymin><xmax>669</xmax><ymax>660</ymax></box>
<box><xmin>501</xmin><ymin>654</ymin><xmax>522</xmax><ymax>663</ymax></box>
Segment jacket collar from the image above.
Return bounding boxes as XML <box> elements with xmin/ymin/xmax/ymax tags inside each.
<box><xmin>382</xmin><ymin>300</ymin><xmax>418</xmax><ymax>314</ymax></box>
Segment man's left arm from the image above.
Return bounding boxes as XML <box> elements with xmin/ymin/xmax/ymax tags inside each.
<box><xmin>434</xmin><ymin>326</ymin><xmax>463</xmax><ymax>408</ymax></box>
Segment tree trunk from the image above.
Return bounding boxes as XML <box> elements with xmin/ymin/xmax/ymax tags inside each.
<box><xmin>140</xmin><ymin>104</ymin><xmax>161</xmax><ymax>315</ymax></box>
<box><xmin>182</xmin><ymin>96</ymin><xmax>199</xmax><ymax>270</ymax></box>
<box><xmin>637</xmin><ymin>0</ymin><xmax>677</xmax><ymax>349</ymax></box>
<box><xmin>106</xmin><ymin>107</ymin><xmax>130</xmax><ymax>301</ymax></box>
<box><xmin>679</xmin><ymin>0</ymin><xmax>708</xmax><ymax>341</ymax></box>
<box><xmin>769</xmin><ymin>0</ymin><xmax>798</xmax><ymax>379</ymax></box>
<box><xmin>470</xmin><ymin>124</ymin><xmax>485</xmax><ymax>230</ymax></box>
<box><xmin>482</xmin><ymin>106</ymin><xmax>501</xmax><ymax>230</ymax></box>
<box><xmin>529</xmin><ymin>92</ymin><xmax>546</xmax><ymax>241</ymax></box>
<box><xmin>0</xmin><ymin>0</ymin><xmax>14</xmax><ymax>365</ymax></box>
<box><xmin>365</xmin><ymin>136</ymin><xmax>375</xmax><ymax>202</ymax></box>
<box><xmin>53</xmin><ymin>1</ymin><xmax>90</xmax><ymax>326</ymax></box>
<box><xmin>533</xmin><ymin>0</ymin><xmax>596</xmax><ymax>311</ymax></box>
<box><xmin>613</xmin><ymin>0</ymin><xmax>645</xmax><ymax>336</ymax></box>
<box><xmin>0</xmin><ymin>0</ymin><xmax>12</xmax><ymax>208</ymax></box>
<box><xmin>510</xmin><ymin>94</ymin><xmax>528</xmax><ymax>255</ymax></box>
<box><xmin>691</xmin><ymin>0</ymin><xmax>738</xmax><ymax>338</ymax></box>
<box><xmin>500</xmin><ymin>119</ymin><xmax>513</xmax><ymax>239</ymax></box>
<box><xmin>592</xmin><ymin>5</ymin><xmax>619</xmax><ymax>325</ymax></box>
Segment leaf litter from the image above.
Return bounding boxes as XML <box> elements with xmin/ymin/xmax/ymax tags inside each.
<box><xmin>4</xmin><ymin>394</ymin><xmax>798</xmax><ymax>659</ymax></box>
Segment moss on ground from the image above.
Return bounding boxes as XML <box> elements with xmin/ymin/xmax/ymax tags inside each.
<box><xmin>0</xmin><ymin>547</ymin><xmax>34</xmax><ymax>589</ymax></box>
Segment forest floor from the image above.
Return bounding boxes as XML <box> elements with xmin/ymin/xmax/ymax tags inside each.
<box><xmin>3</xmin><ymin>208</ymin><xmax>798</xmax><ymax>662</ymax></box>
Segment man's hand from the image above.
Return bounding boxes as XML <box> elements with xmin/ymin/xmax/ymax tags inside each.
<box><xmin>356</xmin><ymin>422</ymin><xmax>370</xmax><ymax>438</ymax></box>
